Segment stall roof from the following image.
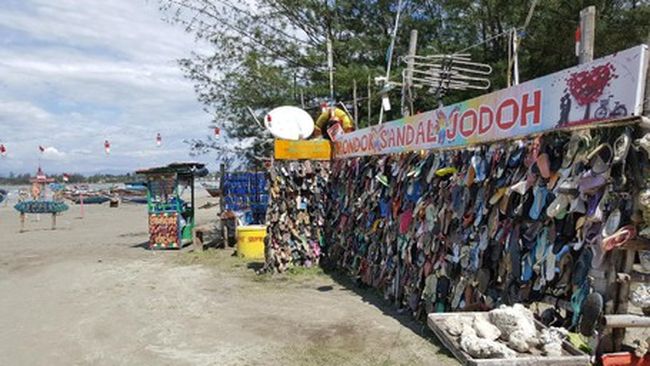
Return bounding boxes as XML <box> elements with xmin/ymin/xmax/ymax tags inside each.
<box><xmin>136</xmin><ymin>162</ymin><xmax>207</xmax><ymax>176</ymax></box>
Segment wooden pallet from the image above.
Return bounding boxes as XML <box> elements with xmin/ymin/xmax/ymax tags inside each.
<box><xmin>427</xmin><ymin>312</ymin><xmax>590</xmax><ymax>366</ymax></box>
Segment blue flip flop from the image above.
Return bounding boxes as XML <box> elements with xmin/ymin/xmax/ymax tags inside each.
<box><xmin>529</xmin><ymin>182</ymin><xmax>549</xmax><ymax>220</ymax></box>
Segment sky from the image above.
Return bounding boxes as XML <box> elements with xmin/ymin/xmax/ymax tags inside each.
<box><xmin>0</xmin><ymin>0</ymin><xmax>215</xmax><ymax>175</ymax></box>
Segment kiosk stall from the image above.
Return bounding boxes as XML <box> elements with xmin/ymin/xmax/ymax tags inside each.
<box><xmin>137</xmin><ymin>163</ymin><xmax>207</xmax><ymax>249</ymax></box>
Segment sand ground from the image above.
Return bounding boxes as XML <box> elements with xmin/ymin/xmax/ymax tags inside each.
<box><xmin>0</xmin><ymin>194</ymin><xmax>456</xmax><ymax>366</ymax></box>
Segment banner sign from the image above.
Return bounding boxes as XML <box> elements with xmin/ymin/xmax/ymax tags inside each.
<box><xmin>149</xmin><ymin>212</ymin><xmax>179</xmax><ymax>248</ymax></box>
<box><xmin>334</xmin><ymin>45</ymin><xmax>648</xmax><ymax>159</ymax></box>
<box><xmin>274</xmin><ymin>139</ymin><xmax>332</xmax><ymax>160</ymax></box>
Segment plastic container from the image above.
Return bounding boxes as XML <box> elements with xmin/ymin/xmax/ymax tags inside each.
<box><xmin>236</xmin><ymin>225</ymin><xmax>267</xmax><ymax>259</ymax></box>
<box><xmin>602</xmin><ymin>352</ymin><xmax>650</xmax><ymax>366</ymax></box>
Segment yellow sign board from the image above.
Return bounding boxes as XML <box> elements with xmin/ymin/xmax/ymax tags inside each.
<box><xmin>274</xmin><ymin>139</ymin><xmax>332</xmax><ymax>160</ymax></box>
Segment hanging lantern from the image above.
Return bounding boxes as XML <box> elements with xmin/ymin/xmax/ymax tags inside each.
<box><xmin>0</xmin><ymin>144</ymin><xmax>6</xmax><ymax>157</ymax></box>
<box><xmin>156</xmin><ymin>133</ymin><xmax>162</xmax><ymax>147</ymax></box>
<box><xmin>104</xmin><ymin>140</ymin><xmax>111</xmax><ymax>155</ymax></box>
<box><xmin>214</xmin><ymin>127</ymin><xmax>220</xmax><ymax>139</ymax></box>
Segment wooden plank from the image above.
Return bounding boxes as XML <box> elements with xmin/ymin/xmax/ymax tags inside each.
<box><xmin>616</xmin><ymin>238</ymin><xmax>650</xmax><ymax>252</ymax></box>
<box><xmin>604</xmin><ymin>314</ymin><xmax>650</xmax><ymax>329</ymax></box>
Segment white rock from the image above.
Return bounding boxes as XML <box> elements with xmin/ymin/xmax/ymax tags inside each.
<box><xmin>474</xmin><ymin>316</ymin><xmax>501</xmax><ymax>341</ymax></box>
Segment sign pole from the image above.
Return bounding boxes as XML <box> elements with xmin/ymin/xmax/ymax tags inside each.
<box><xmin>579</xmin><ymin>6</ymin><xmax>595</xmax><ymax>64</ymax></box>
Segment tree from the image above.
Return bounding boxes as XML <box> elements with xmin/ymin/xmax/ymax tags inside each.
<box><xmin>161</xmin><ymin>0</ymin><xmax>649</xmax><ymax>168</ymax></box>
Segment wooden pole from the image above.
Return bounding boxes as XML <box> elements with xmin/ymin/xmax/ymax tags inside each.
<box><xmin>579</xmin><ymin>6</ymin><xmax>595</xmax><ymax>64</ymax></box>
<box><xmin>20</xmin><ymin>213</ymin><xmax>25</xmax><ymax>232</ymax></box>
<box><xmin>605</xmin><ymin>314</ymin><xmax>650</xmax><ymax>329</ymax></box>
<box><xmin>79</xmin><ymin>192</ymin><xmax>84</xmax><ymax>219</ymax></box>
<box><xmin>403</xmin><ymin>29</ymin><xmax>418</xmax><ymax>117</ymax></box>
<box><xmin>352</xmin><ymin>79</ymin><xmax>358</xmax><ymax>129</ymax></box>
<box><xmin>51</xmin><ymin>213</ymin><xmax>56</xmax><ymax>230</ymax></box>
<box><xmin>367</xmin><ymin>75</ymin><xmax>372</xmax><ymax>126</ymax></box>
<box><xmin>327</xmin><ymin>38</ymin><xmax>334</xmax><ymax>102</ymax></box>
<box><xmin>300</xmin><ymin>89</ymin><xmax>305</xmax><ymax>109</ymax></box>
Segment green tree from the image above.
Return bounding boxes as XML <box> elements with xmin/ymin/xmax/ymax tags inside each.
<box><xmin>162</xmin><ymin>0</ymin><xmax>649</xmax><ymax>167</ymax></box>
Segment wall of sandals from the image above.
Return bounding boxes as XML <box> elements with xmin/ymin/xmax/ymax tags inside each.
<box><xmin>323</xmin><ymin>126</ymin><xmax>648</xmax><ymax>328</ymax></box>
<box><xmin>261</xmin><ymin>160</ymin><xmax>330</xmax><ymax>273</ymax></box>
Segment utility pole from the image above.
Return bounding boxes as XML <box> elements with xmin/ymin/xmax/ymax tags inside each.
<box><xmin>579</xmin><ymin>6</ymin><xmax>595</xmax><ymax>64</ymax></box>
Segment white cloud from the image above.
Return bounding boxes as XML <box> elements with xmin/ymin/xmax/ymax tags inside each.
<box><xmin>0</xmin><ymin>0</ymin><xmax>217</xmax><ymax>175</ymax></box>
<box><xmin>41</xmin><ymin>146</ymin><xmax>66</xmax><ymax>160</ymax></box>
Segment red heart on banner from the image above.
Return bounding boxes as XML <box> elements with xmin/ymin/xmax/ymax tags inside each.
<box><xmin>566</xmin><ymin>63</ymin><xmax>616</xmax><ymax>106</ymax></box>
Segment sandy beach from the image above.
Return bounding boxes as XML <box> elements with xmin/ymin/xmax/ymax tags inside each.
<box><xmin>0</xmin><ymin>192</ymin><xmax>456</xmax><ymax>366</ymax></box>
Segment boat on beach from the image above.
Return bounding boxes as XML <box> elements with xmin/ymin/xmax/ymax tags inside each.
<box><xmin>202</xmin><ymin>181</ymin><xmax>221</xmax><ymax>197</ymax></box>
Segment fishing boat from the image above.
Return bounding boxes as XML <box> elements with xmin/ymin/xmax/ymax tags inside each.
<box><xmin>68</xmin><ymin>195</ymin><xmax>111</xmax><ymax>205</ymax></box>
<box><xmin>121</xmin><ymin>196</ymin><xmax>148</xmax><ymax>204</ymax></box>
<box><xmin>124</xmin><ymin>181</ymin><xmax>147</xmax><ymax>191</ymax></box>
<box><xmin>202</xmin><ymin>181</ymin><xmax>221</xmax><ymax>197</ymax></box>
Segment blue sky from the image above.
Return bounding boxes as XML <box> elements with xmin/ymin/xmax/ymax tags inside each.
<box><xmin>0</xmin><ymin>0</ymin><xmax>215</xmax><ymax>175</ymax></box>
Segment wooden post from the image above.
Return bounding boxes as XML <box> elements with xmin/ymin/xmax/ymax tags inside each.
<box><xmin>219</xmin><ymin>163</ymin><xmax>226</xmax><ymax>245</ymax></box>
<box><xmin>367</xmin><ymin>75</ymin><xmax>372</xmax><ymax>127</ymax></box>
<box><xmin>20</xmin><ymin>213</ymin><xmax>25</xmax><ymax>232</ymax></box>
<box><xmin>613</xmin><ymin>249</ymin><xmax>636</xmax><ymax>350</ymax></box>
<box><xmin>403</xmin><ymin>29</ymin><xmax>418</xmax><ymax>116</ymax></box>
<box><xmin>352</xmin><ymin>79</ymin><xmax>358</xmax><ymax>129</ymax></box>
<box><xmin>579</xmin><ymin>6</ymin><xmax>595</xmax><ymax>64</ymax></box>
<box><xmin>79</xmin><ymin>192</ymin><xmax>84</xmax><ymax>218</ymax></box>
<box><xmin>51</xmin><ymin>213</ymin><xmax>56</xmax><ymax>230</ymax></box>
<box><xmin>300</xmin><ymin>89</ymin><xmax>305</xmax><ymax>109</ymax></box>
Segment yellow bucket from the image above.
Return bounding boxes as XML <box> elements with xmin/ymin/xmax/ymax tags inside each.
<box><xmin>236</xmin><ymin>225</ymin><xmax>267</xmax><ymax>259</ymax></box>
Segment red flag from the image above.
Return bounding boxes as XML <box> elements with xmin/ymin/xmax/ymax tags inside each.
<box><xmin>0</xmin><ymin>144</ymin><xmax>6</xmax><ymax>156</ymax></box>
<box><xmin>156</xmin><ymin>133</ymin><xmax>162</xmax><ymax>146</ymax></box>
<box><xmin>39</xmin><ymin>145</ymin><xmax>45</xmax><ymax>153</ymax></box>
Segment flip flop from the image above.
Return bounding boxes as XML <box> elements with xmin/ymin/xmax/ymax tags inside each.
<box><xmin>579</xmin><ymin>172</ymin><xmax>607</xmax><ymax>193</ymax></box>
<box><xmin>536</xmin><ymin>153</ymin><xmax>551</xmax><ymax>179</ymax></box>
<box><xmin>587</xmin><ymin>143</ymin><xmax>613</xmax><ymax>175</ymax></box>
<box><xmin>602</xmin><ymin>225</ymin><xmax>637</xmax><ymax>251</ymax></box>
<box><xmin>435</xmin><ymin>276</ymin><xmax>451</xmax><ymax>312</ymax></box>
<box><xmin>561</xmin><ymin>134</ymin><xmax>582</xmax><ymax>169</ymax></box>
<box><xmin>579</xmin><ymin>292</ymin><xmax>603</xmax><ymax>336</ymax></box>
<box><xmin>529</xmin><ymin>183</ymin><xmax>549</xmax><ymax>220</ymax></box>
<box><xmin>602</xmin><ymin>208</ymin><xmax>621</xmax><ymax>238</ymax></box>
<box><xmin>584</xmin><ymin>222</ymin><xmax>606</xmax><ymax>268</ymax></box>
<box><xmin>570</xmin><ymin>283</ymin><xmax>589</xmax><ymax>327</ymax></box>
<box><xmin>573</xmin><ymin>248</ymin><xmax>593</xmax><ymax>288</ymax></box>
<box><xmin>547</xmin><ymin>193</ymin><xmax>570</xmax><ymax>219</ymax></box>
<box><xmin>586</xmin><ymin>190</ymin><xmax>605</xmax><ymax>219</ymax></box>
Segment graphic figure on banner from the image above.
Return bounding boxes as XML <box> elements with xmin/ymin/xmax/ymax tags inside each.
<box><xmin>558</xmin><ymin>91</ymin><xmax>572</xmax><ymax>126</ymax></box>
<box><xmin>104</xmin><ymin>140</ymin><xmax>111</xmax><ymax>155</ymax></box>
